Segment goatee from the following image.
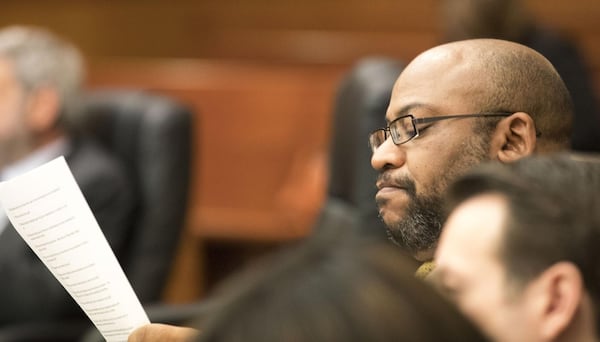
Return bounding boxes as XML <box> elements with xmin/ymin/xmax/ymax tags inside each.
<box><xmin>385</xmin><ymin>192</ymin><xmax>445</xmax><ymax>257</ymax></box>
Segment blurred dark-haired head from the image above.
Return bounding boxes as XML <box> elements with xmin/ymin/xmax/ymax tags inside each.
<box><xmin>194</xmin><ymin>224</ymin><xmax>487</xmax><ymax>342</ymax></box>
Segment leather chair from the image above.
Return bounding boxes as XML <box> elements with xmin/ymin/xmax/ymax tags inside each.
<box><xmin>0</xmin><ymin>89</ymin><xmax>193</xmax><ymax>341</ymax></box>
<box><xmin>315</xmin><ymin>57</ymin><xmax>404</xmax><ymax>240</ymax></box>
<box><xmin>77</xmin><ymin>89</ymin><xmax>193</xmax><ymax>303</ymax></box>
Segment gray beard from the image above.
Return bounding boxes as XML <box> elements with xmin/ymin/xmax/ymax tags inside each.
<box><xmin>385</xmin><ymin>192</ymin><xmax>445</xmax><ymax>257</ymax></box>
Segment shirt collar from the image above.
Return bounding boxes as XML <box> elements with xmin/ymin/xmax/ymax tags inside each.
<box><xmin>1</xmin><ymin>137</ymin><xmax>71</xmax><ymax>181</ymax></box>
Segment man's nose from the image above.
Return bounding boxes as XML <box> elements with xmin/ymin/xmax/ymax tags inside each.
<box><xmin>371</xmin><ymin>137</ymin><xmax>406</xmax><ymax>171</ymax></box>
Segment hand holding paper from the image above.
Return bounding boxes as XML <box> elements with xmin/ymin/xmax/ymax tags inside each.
<box><xmin>0</xmin><ymin>156</ymin><xmax>149</xmax><ymax>342</ymax></box>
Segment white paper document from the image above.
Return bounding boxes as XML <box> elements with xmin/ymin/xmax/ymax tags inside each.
<box><xmin>0</xmin><ymin>156</ymin><xmax>149</xmax><ymax>342</ymax></box>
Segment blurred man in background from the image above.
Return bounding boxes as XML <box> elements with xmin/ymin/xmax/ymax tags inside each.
<box><xmin>0</xmin><ymin>25</ymin><xmax>134</xmax><ymax>324</ymax></box>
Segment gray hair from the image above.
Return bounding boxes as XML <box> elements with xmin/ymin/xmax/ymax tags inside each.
<box><xmin>0</xmin><ymin>26</ymin><xmax>84</xmax><ymax>121</ymax></box>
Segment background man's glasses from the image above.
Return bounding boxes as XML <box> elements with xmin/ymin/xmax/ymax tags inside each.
<box><xmin>369</xmin><ymin>112</ymin><xmax>513</xmax><ymax>152</ymax></box>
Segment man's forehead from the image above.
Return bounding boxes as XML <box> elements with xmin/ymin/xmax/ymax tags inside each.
<box><xmin>385</xmin><ymin>54</ymin><xmax>486</xmax><ymax>122</ymax></box>
<box><xmin>384</xmin><ymin>103</ymin><xmax>438</xmax><ymax>123</ymax></box>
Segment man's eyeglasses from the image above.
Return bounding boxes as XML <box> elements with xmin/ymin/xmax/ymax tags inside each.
<box><xmin>369</xmin><ymin>112</ymin><xmax>513</xmax><ymax>152</ymax></box>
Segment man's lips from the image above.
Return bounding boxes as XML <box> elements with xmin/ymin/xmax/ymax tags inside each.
<box><xmin>376</xmin><ymin>172</ymin><xmax>417</xmax><ymax>200</ymax></box>
<box><xmin>376</xmin><ymin>186</ymin><xmax>407</xmax><ymax>195</ymax></box>
<box><xmin>376</xmin><ymin>179</ymin><xmax>408</xmax><ymax>192</ymax></box>
<box><xmin>375</xmin><ymin>185</ymin><xmax>411</xmax><ymax>205</ymax></box>
<box><xmin>375</xmin><ymin>181</ymin><xmax>412</xmax><ymax>206</ymax></box>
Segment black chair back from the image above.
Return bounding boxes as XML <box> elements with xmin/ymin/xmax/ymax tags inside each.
<box><xmin>319</xmin><ymin>57</ymin><xmax>404</xmax><ymax>239</ymax></box>
<box><xmin>78</xmin><ymin>89</ymin><xmax>193</xmax><ymax>302</ymax></box>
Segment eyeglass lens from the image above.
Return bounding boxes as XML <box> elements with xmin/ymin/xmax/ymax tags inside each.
<box><xmin>369</xmin><ymin>116</ymin><xmax>416</xmax><ymax>151</ymax></box>
<box><xmin>391</xmin><ymin>116</ymin><xmax>416</xmax><ymax>144</ymax></box>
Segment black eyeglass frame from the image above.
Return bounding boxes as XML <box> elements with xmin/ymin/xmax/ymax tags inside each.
<box><xmin>369</xmin><ymin>112</ymin><xmax>514</xmax><ymax>151</ymax></box>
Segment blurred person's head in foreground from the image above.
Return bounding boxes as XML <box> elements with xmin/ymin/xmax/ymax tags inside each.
<box><xmin>0</xmin><ymin>25</ymin><xmax>84</xmax><ymax>168</ymax></box>
<box><xmin>434</xmin><ymin>153</ymin><xmax>600</xmax><ymax>341</ymax></box>
<box><xmin>193</xmin><ymin>227</ymin><xmax>488</xmax><ymax>342</ymax></box>
<box><xmin>370</xmin><ymin>38</ymin><xmax>572</xmax><ymax>263</ymax></box>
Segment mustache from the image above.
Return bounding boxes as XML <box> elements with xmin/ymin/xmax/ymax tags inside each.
<box><xmin>376</xmin><ymin>172</ymin><xmax>417</xmax><ymax>198</ymax></box>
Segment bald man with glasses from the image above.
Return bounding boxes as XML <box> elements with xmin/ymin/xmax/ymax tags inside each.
<box><xmin>370</xmin><ymin>38</ymin><xmax>572</xmax><ymax>275</ymax></box>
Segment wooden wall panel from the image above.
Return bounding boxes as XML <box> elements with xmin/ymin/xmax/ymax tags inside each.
<box><xmin>0</xmin><ymin>1</ymin><xmax>596</xmax><ymax>64</ymax></box>
<box><xmin>1</xmin><ymin>1</ymin><xmax>597</xmax><ymax>86</ymax></box>
<box><xmin>1</xmin><ymin>1</ymin><xmax>597</xmax><ymax>91</ymax></box>
<box><xmin>88</xmin><ymin>59</ymin><xmax>348</xmax><ymax>241</ymax></box>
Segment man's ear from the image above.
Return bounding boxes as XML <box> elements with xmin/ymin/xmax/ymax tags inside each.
<box><xmin>489</xmin><ymin>112</ymin><xmax>537</xmax><ymax>163</ymax></box>
<box><xmin>527</xmin><ymin>262</ymin><xmax>583</xmax><ymax>341</ymax></box>
<box><xmin>25</xmin><ymin>86</ymin><xmax>61</xmax><ymax>133</ymax></box>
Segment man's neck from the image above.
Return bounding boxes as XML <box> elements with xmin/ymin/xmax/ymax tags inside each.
<box><xmin>0</xmin><ymin>129</ymin><xmax>65</xmax><ymax>169</ymax></box>
<box><xmin>414</xmin><ymin>247</ymin><xmax>435</xmax><ymax>262</ymax></box>
<box><xmin>1</xmin><ymin>135</ymin><xmax>70</xmax><ymax>180</ymax></box>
